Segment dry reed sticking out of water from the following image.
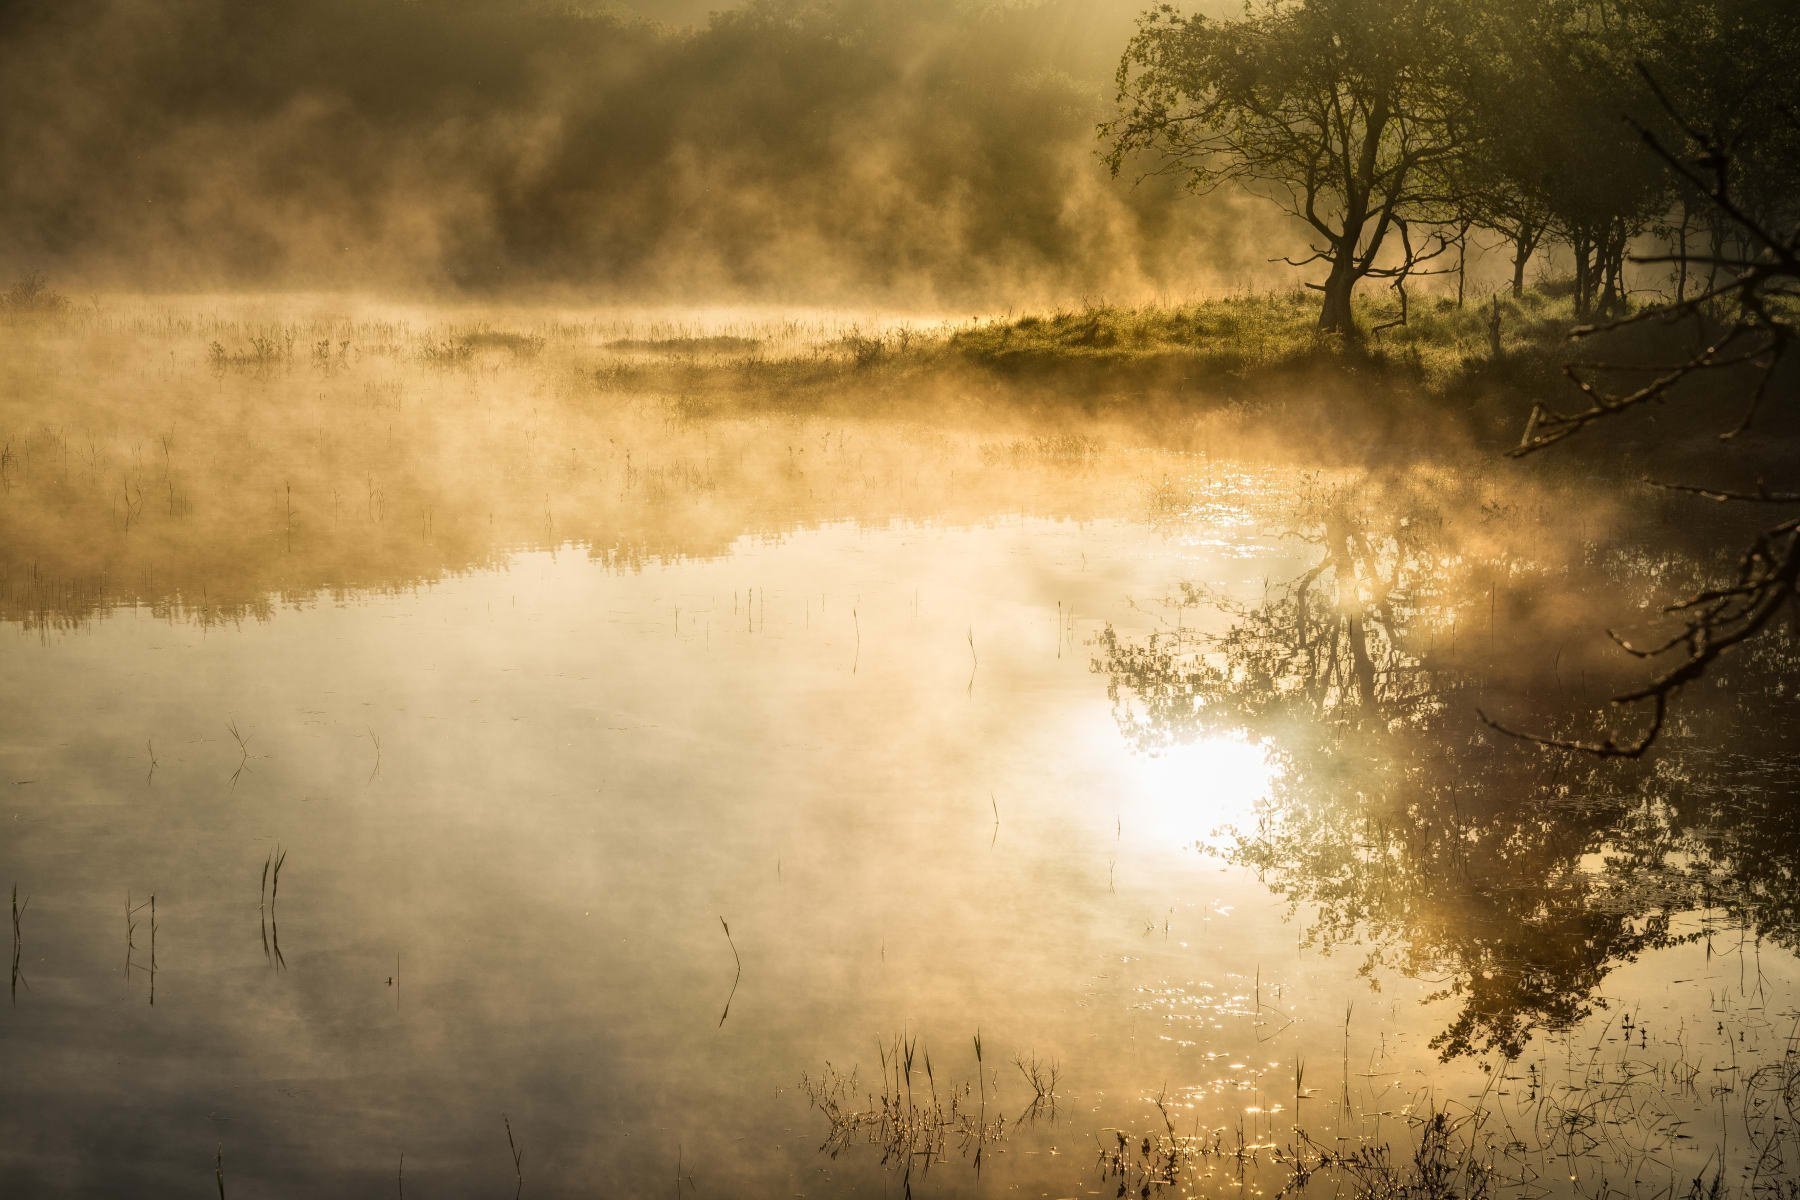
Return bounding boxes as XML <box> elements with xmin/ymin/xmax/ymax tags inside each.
<box><xmin>717</xmin><ymin>916</ymin><xmax>741</xmax><ymax>1028</ymax></box>
<box><xmin>1097</xmin><ymin>1104</ymin><xmax>1493</xmax><ymax>1200</ymax></box>
<box><xmin>1013</xmin><ymin>1053</ymin><xmax>1061</xmax><ymax>1125</ymax></box>
<box><xmin>801</xmin><ymin>1034</ymin><xmax>1014</xmax><ymax>1177</ymax></box>
<box><xmin>9</xmin><ymin>882</ymin><xmax>26</xmax><ymax>1003</ymax></box>
<box><xmin>503</xmin><ymin>1113</ymin><xmax>524</xmax><ymax>1199</ymax></box>
<box><xmin>226</xmin><ymin>720</ymin><xmax>251</xmax><ymax>788</ymax></box>
<box><xmin>260</xmin><ymin>847</ymin><xmax>287</xmax><ymax>970</ymax></box>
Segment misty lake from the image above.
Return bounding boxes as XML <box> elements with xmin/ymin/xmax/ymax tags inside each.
<box><xmin>1</xmin><ymin>308</ymin><xmax>1797</xmax><ymax>1199</ymax></box>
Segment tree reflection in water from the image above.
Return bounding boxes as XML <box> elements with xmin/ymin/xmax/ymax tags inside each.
<box><xmin>1095</xmin><ymin>479</ymin><xmax>1800</xmax><ymax>1059</ymax></box>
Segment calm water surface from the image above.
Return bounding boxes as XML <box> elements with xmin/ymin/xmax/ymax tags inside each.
<box><xmin>2</xmin><ymin>437</ymin><xmax>1796</xmax><ymax>1197</ymax></box>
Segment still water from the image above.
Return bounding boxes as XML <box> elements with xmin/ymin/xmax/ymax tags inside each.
<box><xmin>1</xmin><ymin>311</ymin><xmax>1796</xmax><ymax>1197</ymax></box>
<box><xmin>4</xmin><ymin>495</ymin><xmax>1796</xmax><ymax>1197</ymax></box>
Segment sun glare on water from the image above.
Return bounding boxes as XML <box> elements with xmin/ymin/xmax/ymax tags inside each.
<box><xmin>1120</xmin><ymin>733</ymin><xmax>1277</xmax><ymax>852</ymax></box>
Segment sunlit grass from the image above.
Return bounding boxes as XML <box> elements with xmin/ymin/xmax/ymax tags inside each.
<box><xmin>942</xmin><ymin>288</ymin><xmax>1577</xmax><ymax>383</ymax></box>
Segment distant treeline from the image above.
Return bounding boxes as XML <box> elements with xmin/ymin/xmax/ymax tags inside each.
<box><xmin>1107</xmin><ymin>0</ymin><xmax>1800</xmax><ymax>329</ymax></box>
<box><xmin>0</xmin><ymin>0</ymin><xmax>1268</xmax><ymax>301</ymax></box>
<box><xmin>5</xmin><ymin>0</ymin><xmax>1794</xmax><ymax>307</ymax></box>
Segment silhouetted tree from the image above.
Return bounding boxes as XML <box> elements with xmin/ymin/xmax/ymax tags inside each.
<box><xmin>1103</xmin><ymin>0</ymin><xmax>1471</xmax><ymax>334</ymax></box>
<box><xmin>1484</xmin><ymin>41</ymin><xmax>1800</xmax><ymax>755</ymax></box>
<box><xmin>1442</xmin><ymin>0</ymin><xmax>1667</xmax><ymax>317</ymax></box>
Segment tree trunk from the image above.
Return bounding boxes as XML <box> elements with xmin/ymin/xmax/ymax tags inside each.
<box><xmin>1598</xmin><ymin>220</ymin><xmax>1628</xmax><ymax>316</ymax></box>
<box><xmin>1675</xmin><ymin>203</ymin><xmax>1689</xmax><ymax>303</ymax></box>
<box><xmin>1511</xmin><ymin>225</ymin><xmax>1534</xmax><ymax>298</ymax></box>
<box><xmin>1572</xmin><ymin>233</ymin><xmax>1594</xmax><ymax>321</ymax></box>
<box><xmin>1318</xmin><ymin>255</ymin><xmax>1359</xmax><ymax>335</ymax></box>
<box><xmin>1706</xmin><ymin>217</ymin><xmax>1726</xmax><ymax>295</ymax></box>
<box><xmin>1456</xmin><ymin>218</ymin><xmax>1472</xmax><ymax>309</ymax></box>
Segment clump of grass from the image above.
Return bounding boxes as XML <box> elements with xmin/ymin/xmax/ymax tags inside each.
<box><xmin>980</xmin><ymin>433</ymin><xmax>1104</xmax><ymax>466</ymax></box>
<box><xmin>1100</xmin><ymin>1103</ymin><xmax>1492</xmax><ymax>1200</ymax></box>
<box><xmin>419</xmin><ymin>337</ymin><xmax>475</xmax><ymax>366</ymax></box>
<box><xmin>944</xmin><ymin>290</ymin><xmax>1574</xmax><ymax>387</ymax></box>
<box><xmin>1013</xmin><ymin>1052</ymin><xmax>1060</xmax><ymax>1123</ymax></box>
<box><xmin>802</xmin><ymin>1035</ymin><xmax>1010</xmax><ymax>1173</ymax></box>
<box><xmin>461</xmin><ymin>329</ymin><xmax>545</xmax><ymax>356</ymax></box>
<box><xmin>608</xmin><ymin>334</ymin><xmax>762</xmax><ymax>354</ymax></box>
<box><xmin>839</xmin><ymin>331</ymin><xmax>889</xmax><ymax>368</ymax></box>
<box><xmin>1317</xmin><ymin>1110</ymin><xmax>1493</xmax><ymax>1200</ymax></box>
<box><xmin>1</xmin><ymin>272</ymin><xmax>70</xmax><ymax>315</ymax></box>
<box><xmin>208</xmin><ymin>334</ymin><xmax>291</xmax><ymax>368</ymax></box>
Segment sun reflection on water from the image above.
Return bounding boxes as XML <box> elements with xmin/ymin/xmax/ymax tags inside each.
<box><xmin>1120</xmin><ymin>732</ymin><xmax>1277</xmax><ymax>852</ymax></box>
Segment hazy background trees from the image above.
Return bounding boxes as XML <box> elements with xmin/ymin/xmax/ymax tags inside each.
<box><xmin>1104</xmin><ymin>0</ymin><xmax>1800</xmax><ymax>330</ymax></box>
<box><xmin>0</xmin><ymin>0</ymin><xmax>1268</xmax><ymax>301</ymax></box>
<box><xmin>4</xmin><ymin>0</ymin><xmax>1799</xmax><ymax>314</ymax></box>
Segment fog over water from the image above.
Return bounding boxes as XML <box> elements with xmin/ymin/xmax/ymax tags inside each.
<box><xmin>5</xmin><ymin>1</ymin><xmax>1800</xmax><ymax>1196</ymax></box>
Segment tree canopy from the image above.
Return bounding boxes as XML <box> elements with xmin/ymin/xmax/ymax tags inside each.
<box><xmin>1106</xmin><ymin>0</ymin><xmax>1800</xmax><ymax>329</ymax></box>
<box><xmin>1105</xmin><ymin>0</ymin><xmax>1472</xmax><ymax>333</ymax></box>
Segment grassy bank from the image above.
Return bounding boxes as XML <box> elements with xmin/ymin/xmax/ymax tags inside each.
<box><xmin>588</xmin><ymin>287</ymin><xmax>1579</xmax><ymax>424</ymax></box>
<box><xmin>612</xmin><ymin>286</ymin><xmax>1791</xmax><ymax>467</ymax></box>
<box><xmin>942</xmin><ymin>288</ymin><xmax>1570</xmax><ymax>378</ymax></box>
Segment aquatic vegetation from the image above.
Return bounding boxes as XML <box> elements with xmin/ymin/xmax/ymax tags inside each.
<box><xmin>9</xmin><ymin>883</ymin><xmax>25</xmax><ymax>1004</ymax></box>
<box><xmin>801</xmin><ymin>1037</ymin><xmax>1012</xmax><ymax>1175</ymax></box>
<box><xmin>608</xmin><ymin>335</ymin><xmax>761</xmax><ymax>355</ymax></box>
<box><xmin>260</xmin><ymin>848</ymin><xmax>287</xmax><ymax>972</ymax></box>
<box><xmin>502</xmin><ymin>1114</ymin><xmax>524</xmax><ymax>1200</ymax></box>
<box><xmin>1</xmin><ymin>273</ymin><xmax>70</xmax><ymax>316</ymax></box>
<box><xmin>717</xmin><ymin>916</ymin><xmax>741</xmax><ymax>1028</ymax></box>
<box><xmin>2</xmin><ymin>0</ymin><xmax>1797</xmax><ymax>1194</ymax></box>
<box><xmin>0</xmin><ymin>296</ymin><xmax>1793</xmax><ymax>1197</ymax></box>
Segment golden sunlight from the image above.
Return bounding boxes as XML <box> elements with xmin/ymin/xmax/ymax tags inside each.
<box><xmin>1120</xmin><ymin>732</ymin><xmax>1276</xmax><ymax>851</ymax></box>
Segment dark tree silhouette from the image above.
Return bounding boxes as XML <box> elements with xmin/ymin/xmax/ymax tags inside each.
<box><xmin>1483</xmin><ymin>73</ymin><xmax>1800</xmax><ymax>756</ymax></box>
<box><xmin>1103</xmin><ymin>0</ymin><xmax>1470</xmax><ymax>334</ymax></box>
